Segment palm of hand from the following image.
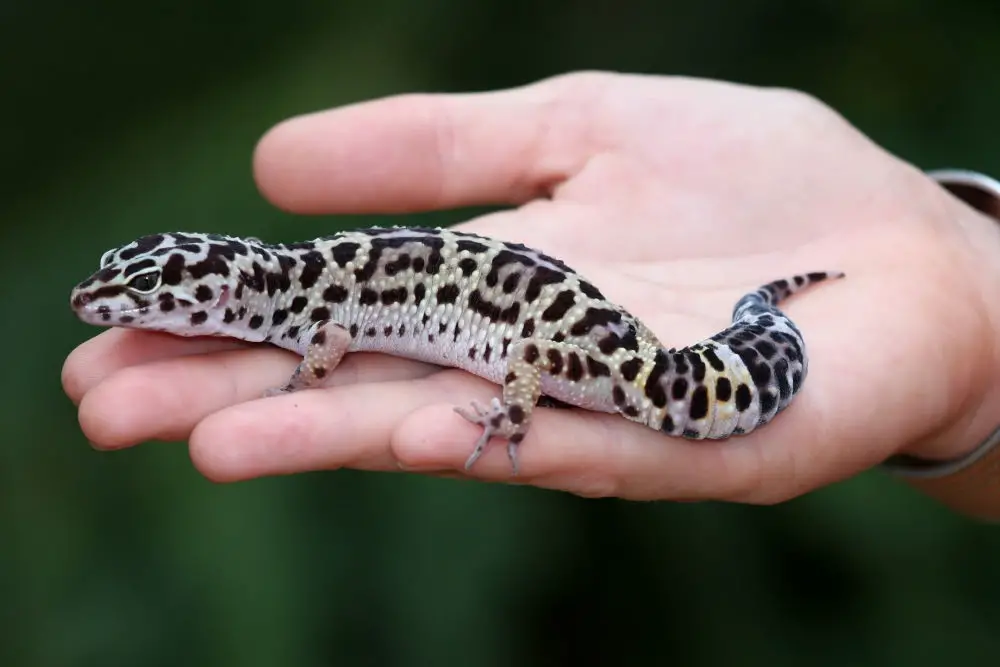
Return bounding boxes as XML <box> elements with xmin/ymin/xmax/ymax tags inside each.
<box><xmin>63</xmin><ymin>72</ymin><xmax>1000</xmax><ymax>503</ymax></box>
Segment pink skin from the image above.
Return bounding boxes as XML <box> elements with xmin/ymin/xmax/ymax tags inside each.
<box><xmin>62</xmin><ymin>72</ymin><xmax>1000</xmax><ymax>505</ymax></box>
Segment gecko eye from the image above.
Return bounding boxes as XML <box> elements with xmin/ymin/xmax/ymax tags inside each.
<box><xmin>127</xmin><ymin>271</ymin><xmax>161</xmax><ymax>293</ymax></box>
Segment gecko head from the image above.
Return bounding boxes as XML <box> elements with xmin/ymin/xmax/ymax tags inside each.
<box><xmin>70</xmin><ymin>232</ymin><xmax>255</xmax><ymax>335</ymax></box>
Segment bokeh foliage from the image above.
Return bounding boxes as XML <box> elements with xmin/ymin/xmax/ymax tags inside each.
<box><xmin>3</xmin><ymin>1</ymin><xmax>1000</xmax><ymax>665</ymax></box>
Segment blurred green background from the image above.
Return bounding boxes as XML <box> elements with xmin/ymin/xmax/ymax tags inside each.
<box><xmin>4</xmin><ymin>1</ymin><xmax>1000</xmax><ymax>665</ymax></box>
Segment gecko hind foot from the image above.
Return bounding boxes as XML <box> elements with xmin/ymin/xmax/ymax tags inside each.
<box><xmin>454</xmin><ymin>397</ymin><xmax>526</xmax><ymax>475</ymax></box>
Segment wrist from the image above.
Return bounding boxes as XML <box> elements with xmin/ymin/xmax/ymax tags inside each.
<box><xmin>882</xmin><ymin>169</ymin><xmax>1000</xmax><ymax>510</ymax></box>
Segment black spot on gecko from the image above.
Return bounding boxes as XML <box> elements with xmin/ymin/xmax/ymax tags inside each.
<box><xmin>272</xmin><ymin>309</ymin><xmax>289</xmax><ymax>326</ymax></box>
<box><xmin>586</xmin><ymin>357</ymin><xmax>611</xmax><ymax>377</ymax></box>
<box><xmin>223</xmin><ymin>308</ymin><xmax>235</xmax><ymax>323</ymax></box>
<box><xmin>735</xmin><ymin>384</ymin><xmax>752</xmax><ymax>412</ymax></box>
<box><xmin>413</xmin><ymin>283</ymin><xmax>426</xmax><ymax>305</ymax></box>
<box><xmin>248</xmin><ymin>314</ymin><xmax>264</xmax><ymax>329</ymax></box>
<box><xmin>467</xmin><ymin>347</ymin><xmax>477</xmax><ymax>360</ymax></box>
<box><xmin>311</xmin><ymin>307</ymin><xmax>330</xmax><ymax>322</ymax></box>
<box><xmin>286</xmin><ymin>325</ymin><xmax>300</xmax><ymax>339</ymax></box>
<box><xmin>689</xmin><ymin>386</ymin><xmax>709</xmax><ymax>420</ymax></box>
<box><xmin>547</xmin><ymin>349</ymin><xmax>563</xmax><ymax>375</ymax></box>
<box><xmin>520</xmin><ymin>319</ymin><xmax>535</xmax><ymax>338</ymax></box>
<box><xmin>313</xmin><ymin>367</ymin><xmax>327</xmax><ymax>379</ymax></box>
<box><xmin>119</xmin><ymin>234</ymin><xmax>165</xmax><ymax>260</ymax></box>
<box><xmin>552</xmin><ymin>332</ymin><xmax>566</xmax><ymax>343</ymax></box>
<box><xmin>566</xmin><ymin>352</ymin><xmax>584</xmax><ymax>382</ymax></box>
<box><xmin>324</xmin><ymin>285</ymin><xmax>349</xmax><ymax>303</ymax></box>
<box><xmin>331</xmin><ymin>242</ymin><xmax>360</xmax><ymax>268</ymax></box>
<box><xmin>298</xmin><ymin>251</ymin><xmax>326</xmax><ymax>289</ymax></box>
<box><xmin>716</xmin><ymin>377</ymin><xmax>732</xmax><ymax>402</ymax></box>
<box><xmin>468</xmin><ymin>290</ymin><xmax>504</xmax><ymax>322</ymax></box>
<box><xmin>508</xmin><ymin>405</ymin><xmax>525</xmax><ymax>425</ymax></box>
<box><xmin>791</xmin><ymin>369</ymin><xmax>803</xmax><ymax>392</ymax></box>
<box><xmin>437</xmin><ymin>284</ymin><xmax>460</xmax><ymax>304</ymax></box>
<box><xmin>671</xmin><ymin>378</ymin><xmax>688</xmax><ymax>401</ymax></box>
<box><xmin>541</xmin><ymin>290</ymin><xmax>576</xmax><ymax>322</ymax></box>
<box><xmin>501</xmin><ymin>302</ymin><xmax>520</xmax><ymax>325</ymax></box>
<box><xmin>119</xmin><ymin>315</ymin><xmax>135</xmax><ymax>324</ymax></box>
<box><xmin>759</xmin><ymin>389</ymin><xmax>778</xmax><ymax>415</ymax></box>
<box><xmin>366</xmin><ymin>327</ymin><xmax>377</xmax><ymax>337</ymax></box>
<box><xmin>486</xmin><ymin>250</ymin><xmax>535</xmax><ymax>288</ymax></box>
<box><xmin>381</xmin><ymin>287</ymin><xmax>407</xmax><ymax>305</ymax></box>
<box><xmin>311</xmin><ymin>330</ymin><xmax>327</xmax><ymax>346</ymax></box>
<box><xmin>502</xmin><ymin>337</ymin><xmax>512</xmax><ymax>357</ymax></box>
<box><xmin>597</xmin><ymin>335</ymin><xmax>619</xmax><ymax>355</ymax></box>
<box><xmin>161</xmin><ymin>254</ymin><xmax>186</xmax><ymax>285</ymax></box>
<box><xmin>384</xmin><ymin>253</ymin><xmax>411</xmax><ymax>276</ymax></box>
<box><xmin>349</xmin><ymin>324</ymin><xmax>358</xmax><ymax>338</ymax></box>
<box><xmin>456</xmin><ymin>239</ymin><xmax>489</xmax><ymax>254</ymax></box>
<box><xmin>289</xmin><ymin>296</ymin><xmax>308</xmax><ymax>313</ymax></box>
<box><xmin>774</xmin><ymin>358</ymin><xmax>791</xmax><ymax>402</ymax></box>
<box><xmin>702</xmin><ymin>346</ymin><xmax>726</xmax><ymax>372</ymax></box>
<box><xmin>619</xmin><ymin>357</ymin><xmax>642</xmax><ymax>382</ymax></box>
<box><xmin>505</xmin><ymin>371</ymin><xmax>517</xmax><ymax>384</ymax></box>
<box><xmin>753</xmin><ymin>339</ymin><xmax>778</xmax><ymax>360</ymax></box>
<box><xmin>188</xmin><ymin>255</ymin><xmax>230</xmax><ymax>279</ymax></box>
<box><xmin>123</xmin><ymin>258</ymin><xmax>156</xmax><ymax>278</ymax></box>
<box><xmin>569</xmin><ymin>307</ymin><xmax>622</xmax><ymax>337</ymax></box>
<box><xmin>612</xmin><ymin>386</ymin><xmax>626</xmax><ymax>406</ymax></box>
<box><xmin>458</xmin><ymin>257</ymin><xmax>477</xmax><ymax>276</ymax></box>
<box><xmin>643</xmin><ymin>349</ymin><xmax>670</xmax><ymax>409</ymax></box>
<box><xmin>398</xmin><ymin>324</ymin><xmax>406</xmax><ymax>336</ymax></box>
<box><xmin>194</xmin><ymin>284</ymin><xmax>213</xmax><ymax>302</ymax></box>
<box><xmin>502</xmin><ymin>272</ymin><xmax>521</xmax><ymax>294</ymax></box>
<box><xmin>738</xmin><ymin>347</ymin><xmax>771</xmax><ymax>388</ymax></box>
<box><xmin>523</xmin><ymin>344</ymin><xmax>540</xmax><ymax>364</ymax></box>
<box><xmin>578</xmin><ymin>280</ymin><xmax>604</xmax><ymax>300</ymax></box>
<box><xmin>524</xmin><ymin>266</ymin><xmax>565</xmax><ymax>303</ymax></box>
<box><xmin>384</xmin><ymin>325</ymin><xmax>393</xmax><ymax>337</ymax></box>
<box><xmin>688</xmin><ymin>352</ymin><xmax>706</xmax><ymax>383</ymax></box>
<box><xmin>483</xmin><ymin>344</ymin><xmax>492</xmax><ymax>362</ymax></box>
<box><xmin>411</xmin><ymin>256</ymin><xmax>425</xmax><ymax>273</ymax></box>
<box><xmin>667</xmin><ymin>353</ymin><xmax>687</xmax><ymax>376</ymax></box>
<box><xmin>660</xmin><ymin>415</ymin><xmax>675</xmax><ymax>433</ymax></box>
<box><xmin>425</xmin><ymin>248</ymin><xmax>444</xmax><ymax>275</ymax></box>
<box><xmin>359</xmin><ymin>288</ymin><xmax>378</xmax><ymax>306</ymax></box>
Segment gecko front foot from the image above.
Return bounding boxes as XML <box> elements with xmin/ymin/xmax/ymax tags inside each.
<box><xmin>454</xmin><ymin>397</ymin><xmax>528</xmax><ymax>475</ymax></box>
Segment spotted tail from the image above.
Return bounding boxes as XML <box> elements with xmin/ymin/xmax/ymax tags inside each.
<box><xmin>647</xmin><ymin>270</ymin><xmax>844</xmax><ymax>440</ymax></box>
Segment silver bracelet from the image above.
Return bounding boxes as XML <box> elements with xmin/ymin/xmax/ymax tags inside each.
<box><xmin>880</xmin><ymin>169</ymin><xmax>1000</xmax><ymax>479</ymax></box>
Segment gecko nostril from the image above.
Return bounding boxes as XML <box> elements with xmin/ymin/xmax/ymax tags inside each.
<box><xmin>71</xmin><ymin>292</ymin><xmax>91</xmax><ymax>308</ymax></box>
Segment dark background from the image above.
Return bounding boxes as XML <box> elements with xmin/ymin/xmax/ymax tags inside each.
<box><xmin>4</xmin><ymin>1</ymin><xmax>1000</xmax><ymax>665</ymax></box>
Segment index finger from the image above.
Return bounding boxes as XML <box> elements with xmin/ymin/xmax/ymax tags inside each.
<box><xmin>252</xmin><ymin>76</ymin><xmax>592</xmax><ymax>214</ymax></box>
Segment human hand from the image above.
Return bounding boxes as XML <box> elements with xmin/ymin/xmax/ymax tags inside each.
<box><xmin>62</xmin><ymin>71</ymin><xmax>1000</xmax><ymax>505</ymax></box>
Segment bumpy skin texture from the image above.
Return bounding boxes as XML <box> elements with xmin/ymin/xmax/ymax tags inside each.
<box><xmin>70</xmin><ymin>226</ymin><xmax>841</xmax><ymax>474</ymax></box>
